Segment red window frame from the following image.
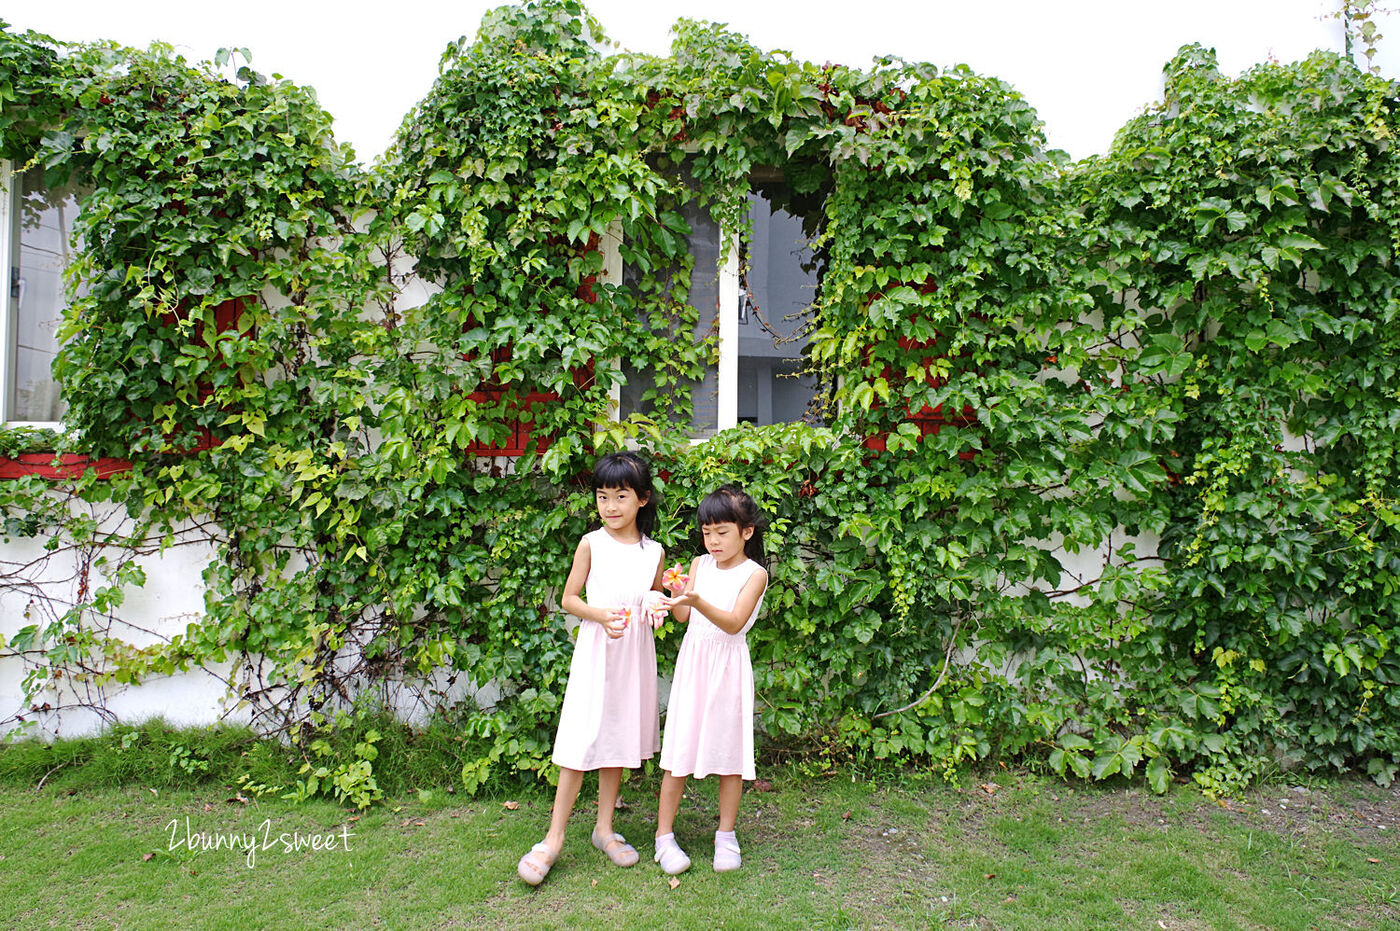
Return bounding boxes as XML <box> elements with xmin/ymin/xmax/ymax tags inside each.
<box><xmin>0</xmin><ymin>296</ymin><xmax>248</xmax><ymax>480</ymax></box>
<box><xmin>463</xmin><ymin>233</ymin><xmax>600</xmax><ymax>458</ymax></box>
<box><xmin>463</xmin><ymin>363</ymin><xmax>595</xmax><ymax>458</ymax></box>
<box><xmin>0</xmin><ymin>452</ymin><xmax>132</xmax><ymax>480</ymax></box>
<box><xmin>862</xmin><ymin>325</ymin><xmax>981</xmax><ymax>460</ymax></box>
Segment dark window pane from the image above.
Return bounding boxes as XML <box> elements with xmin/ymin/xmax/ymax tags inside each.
<box><xmin>738</xmin><ymin>189</ymin><xmax>821</xmax><ymax>426</ymax></box>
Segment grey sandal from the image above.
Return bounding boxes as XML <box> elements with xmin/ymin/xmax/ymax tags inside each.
<box><xmin>517</xmin><ymin>842</ymin><xmax>557</xmax><ymax>885</ymax></box>
<box><xmin>591</xmin><ymin>829</ymin><xmax>640</xmax><ymax>867</ymax></box>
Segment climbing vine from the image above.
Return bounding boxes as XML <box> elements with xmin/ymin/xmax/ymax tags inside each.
<box><xmin>1</xmin><ymin>1</ymin><xmax>1397</xmax><ymax>797</ymax></box>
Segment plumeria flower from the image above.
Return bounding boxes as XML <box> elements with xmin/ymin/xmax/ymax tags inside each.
<box><xmin>662</xmin><ymin>563</ymin><xmax>689</xmax><ymax>593</ymax></box>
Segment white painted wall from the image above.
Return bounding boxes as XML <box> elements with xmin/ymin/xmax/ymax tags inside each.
<box><xmin>0</xmin><ymin>503</ymin><xmax>233</xmax><ymax>738</ymax></box>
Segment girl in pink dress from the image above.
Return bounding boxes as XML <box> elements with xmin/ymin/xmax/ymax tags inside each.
<box><xmin>517</xmin><ymin>452</ymin><xmax>668</xmax><ymax>885</ymax></box>
<box><xmin>653</xmin><ymin>485</ymin><xmax>768</xmax><ymax>875</ymax></box>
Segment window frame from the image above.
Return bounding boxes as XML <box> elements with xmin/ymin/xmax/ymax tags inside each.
<box><xmin>611</xmin><ymin>181</ymin><xmax>818</xmax><ymax>436</ymax></box>
<box><xmin>716</xmin><ymin>228</ymin><xmax>741</xmax><ymax>430</ymax></box>
<box><xmin>1</xmin><ymin>158</ymin><xmax>68</xmax><ymax>430</ymax></box>
<box><xmin>0</xmin><ymin>159</ymin><xmax>808</xmax><ymax>447</ymax></box>
<box><xmin>0</xmin><ymin>160</ymin><xmax>135</xmax><ymax>480</ymax></box>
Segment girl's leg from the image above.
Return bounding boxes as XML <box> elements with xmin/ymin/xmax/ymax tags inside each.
<box><xmin>656</xmin><ymin>771</ymin><xmax>688</xmax><ymax>837</ymax></box>
<box><xmin>519</xmin><ymin>766</ymin><xmax>584</xmax><ymax>884</ymax></box>
<box><xmin>713</xmin><ymin>774</ymin><xmax>744</xmax><ymax>872</ymax></box>
<box><xmin>544</xmin><ymin>766</ymin><xmax>585</xmax><ymax>853</ymax></box>
<box><xmin>717</xmin><ymin>774</ymin><xmax>742</xmax><ymax>832</ymax></box>
<box><xmin>594</xmin><ymin>766</ymin><xmax>622</xmax><ymax>837</ymax></box>
<box><xmin>654</xmin><ymin>770</ymin><xmax>691</xmax><ymax>875</ymax></box>
<box><xmin>591</xmin><ymin>766</ymin><xmax>639</xmax><ymax>866</ymax></box>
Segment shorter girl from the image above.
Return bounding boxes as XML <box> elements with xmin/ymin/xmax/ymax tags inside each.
<box><xmin>653</xmin><ymin>485</ymin><xmax>769</xmax><ymax>874</ymax></box>
<box><xmin>517</xmin><ymin>452</ymin><xmax>668</xmax><ymax>886</ymax></box>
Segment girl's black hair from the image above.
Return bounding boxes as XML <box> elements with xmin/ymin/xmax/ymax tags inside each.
<box><xmin>590</xmin><ymin>451</ymin><xmax>658</xmax><ymax>537</ymax></box>
<box><xmin>697</xmin><ymin>484</ymin><xmax>766</xmax><ymax>567</ymax></box>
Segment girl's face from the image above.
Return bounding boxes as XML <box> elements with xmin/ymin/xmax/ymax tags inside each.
<box><xmin>701</xmin><ymin>521</ymin><xmax>753</xmax><ymax>566</ymax></box>
<box><xmin>596</xmin><ymin>484</ymin><xmax>647</xmax><ymax>533</ymax></box>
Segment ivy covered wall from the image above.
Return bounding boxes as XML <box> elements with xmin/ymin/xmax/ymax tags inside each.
<box><xmin>1</xmin><ymin>0</ymin><xmax>1397</xmax><ymax>796</ymax></box>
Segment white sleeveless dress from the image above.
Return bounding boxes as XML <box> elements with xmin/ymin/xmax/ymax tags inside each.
<box><xmin>552</xmin><ymin>528</ymin><xmax>663</xmax><ymax>770</ymax></box>
<box><xmin>659</xmin><ymin>555</ymin><xmax>766</xmax><ymax>780</ymax></box>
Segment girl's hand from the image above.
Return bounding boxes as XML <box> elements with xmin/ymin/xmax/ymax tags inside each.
<box><xmin>663</xmin><ymin>590</ymin><xmax>698</xmax><ymax>610</ymax></box>
<box><xmin>641</xmin><ymin>591</ymin><xmax>669</xmax><ymax>629</ymax></box>
<box><xmin>602</xmin><ymin>608</ymin><xmax>630</xmax><ymax>639</ymax></box>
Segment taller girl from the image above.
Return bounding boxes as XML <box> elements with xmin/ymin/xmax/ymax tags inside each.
<box><xmin>517</xmin><ymin>451</ymin><xmax>667</xmax><ymax>885</ymax></box>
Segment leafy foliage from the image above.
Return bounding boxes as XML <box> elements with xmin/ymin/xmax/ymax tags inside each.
<box><xmin>1</xmin><ymin>1</ymin><xmax>1398</xmax><ymax>797</ymax></box>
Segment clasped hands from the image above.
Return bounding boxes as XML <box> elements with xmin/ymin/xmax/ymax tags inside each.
<box><xmin>600</xmin><ymin>565</ymin><xmax>692</xmax><ymax>639</ymax></box>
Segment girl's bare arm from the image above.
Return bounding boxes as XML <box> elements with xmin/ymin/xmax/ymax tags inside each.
<box><xmin>667</xmin><ymin>567</ymin><xmax>767</xmax><ymax>635</ymax></box>
<box><xmin>560</xmin><ymin>538</ymin><xmax>626</xmax><ymax>636</ymax></box>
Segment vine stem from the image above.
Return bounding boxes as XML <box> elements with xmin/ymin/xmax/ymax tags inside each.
<box><xmin>873</xmin><ymin>614</ymin><xmax>963</xmax><ymax>720</ymax></box>
<box><xmin>36</xmin><ymin>761</ymin><xmax>67</xmax><ymax>791</ymax></box>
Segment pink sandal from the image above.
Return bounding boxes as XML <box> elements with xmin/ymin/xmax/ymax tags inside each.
<box><xmin>517</xmin><ymin>842</ymin><xmax>557</xmax><ymax>885</ymax></box>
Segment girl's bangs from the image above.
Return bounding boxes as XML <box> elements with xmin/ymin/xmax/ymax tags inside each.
<box><xmin>697</xmin><ymin>492</ymin><xmax>746</xmax><ymax>527</ymax></box>
<box><xmin>591</xmin><ymin>454</ymin><xmax>646</xmax><ymax>492</ymax></box>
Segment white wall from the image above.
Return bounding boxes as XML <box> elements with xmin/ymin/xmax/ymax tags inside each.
<box><xmin>0</xmin><ymin>502</ymin><xmax>234</xmax><ymax>738</ymax></box>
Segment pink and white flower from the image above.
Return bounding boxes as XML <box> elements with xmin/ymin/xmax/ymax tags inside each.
<box><xmin>662</xmin><ymin>563</ymin><xmax>689</xmax><ymax>593</ymax></box>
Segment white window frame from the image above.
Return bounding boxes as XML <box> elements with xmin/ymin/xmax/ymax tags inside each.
<box><xmin>716</xmin><ymin>229</ymin><xmax>741</xmax><ymax>430</ymax></box>
<box><xmin>0</xmin><ymin>158</ymin><xmax>17</xmax><ymax>425</ymax></box>
<box><xmin>0</xmin><ymin>158</ymin><xmax>67</xmax><ymax>429</ymax></box>
<box><xmin>603</xmin><ymin>218</ymin><xmax>624</xmax><ymax>419</ymax></box>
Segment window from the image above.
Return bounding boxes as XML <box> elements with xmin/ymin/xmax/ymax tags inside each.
<box><xmin>737</xmin><ymin>182</ymin><xmax>823</xmax><ymax>426</ymax></box>
<box><xmin>1</xmin><ymin>161</ymin><xmax>79</xmax><ymax>425</ymax></box>
<box><xmin>619</xmin><ymin>197</ymin><xmax>725</xmax><ymax>437</ymax></box>
<box><xmin>619</xmin><ymin>174</ymin><xmax>824</xmax><ymax>435</ymax></box>
<box><xmin>462</xmin><ymin>232</ymin><xmax>606</xmax><ymax>458</ymax></box>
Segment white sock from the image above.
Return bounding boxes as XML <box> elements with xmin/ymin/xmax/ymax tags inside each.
<box><xmin>714</xmin><ymin>829</ymin><xmax>741</xmax><ymax>872</ymax></box>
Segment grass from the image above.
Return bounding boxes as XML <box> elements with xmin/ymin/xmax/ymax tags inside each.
<box><xmin>0</xmin><ymin>716</ymin><xmax>491</xmax><ymax>798</ymax></box>
<box><xmin>0</xmin><ymin>759</ymin><xmax>1396</xmax><ymax>930</ymax></box>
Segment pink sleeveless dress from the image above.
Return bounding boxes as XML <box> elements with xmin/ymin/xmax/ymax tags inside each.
<box><xmin>552</xmin><ymin>528</ymin><xmax>663</xmax><ymax>770</ymax></box>
<box><xmin>659</xmin><ymin>555</ymin><xmax>766</xmax><ymax>780</ymax></box>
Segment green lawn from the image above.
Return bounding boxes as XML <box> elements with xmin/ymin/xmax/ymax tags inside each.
<box><xmin>1</xmin><ymin>770</ymin><xmax>1395</xmax><ymax>929</ymax></box>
